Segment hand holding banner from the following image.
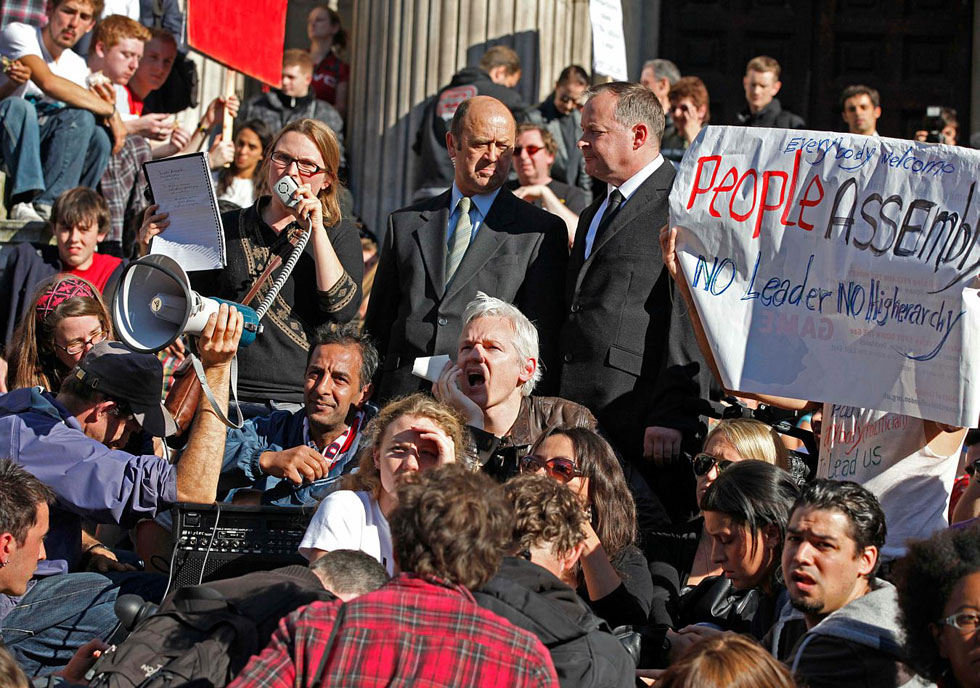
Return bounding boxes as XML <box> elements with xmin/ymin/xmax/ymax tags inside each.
<box><xmin>668</xmin><ymin>126</ymin><xmax>980</xmax><ymax>426</ymax></box>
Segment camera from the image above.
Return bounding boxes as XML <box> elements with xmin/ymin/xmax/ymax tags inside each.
<box><xmin>922</xmin><ymin>106</ymin><xmax>946</xmax><ymax>144</ymax></box>
<box><xmin>274</xmin><ymin>174</ymin><xmax>300</xmax><ymax>208</ymax></box>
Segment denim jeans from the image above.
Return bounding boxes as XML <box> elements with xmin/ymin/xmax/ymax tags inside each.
<box><xmin>0</xmin><ymin>98</ymin><xmax>45</xmax><ymax>203</ymax></box>
<box><xmin>35</xmin><ymin>106</ymin><xmax>111</xmax><ymax>208</ymax></box>
<box><xmin>1</xmin><ymin>571</ymin><xmax>166</xmax><ymax>677</ymax></box>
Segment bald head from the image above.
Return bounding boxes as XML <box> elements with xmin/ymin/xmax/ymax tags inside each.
<box><xmin>447</xmin><ymin>96</ymin><xmax>516</xmax><ymax>197</ymax></box>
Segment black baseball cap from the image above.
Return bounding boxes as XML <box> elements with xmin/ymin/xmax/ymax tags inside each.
<box><xmin>73</xmin><ymin>341</ymin><xmax>177</xmax><ymax>437</ymax></box>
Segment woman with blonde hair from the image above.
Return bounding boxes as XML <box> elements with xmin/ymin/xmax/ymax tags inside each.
<box><xmin>299</xmin><ymin>393</ymin><xmax>464</xmax><ymax>574</ymax></box>
<box><xmin>6</xmin><ymin>275</ymin><xmax>113</xmax><ymax>392</ymax></box>
<box><xmin>138</xmin><ymin>118</ymin><xmax>363</xmax><ymax>415</ymax></box>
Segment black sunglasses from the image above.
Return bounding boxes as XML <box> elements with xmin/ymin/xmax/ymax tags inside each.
<box><xmin>692</xmin><ymin>453</ymin><xmax>733</xmax><ymax>477</ymax></box>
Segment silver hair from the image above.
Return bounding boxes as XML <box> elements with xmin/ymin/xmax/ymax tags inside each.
<box><xmin>642</xmin><ymin>59</ymin><xmax>680</xmax><ymax>85</ymax></box>
<box><xmin>585</xmin><ymin>81</ymin><xmax>666</xmax><ymax>143</ymax></box>
<box><xmin>461</xmin><ymin>292</ymin><xmax>541</xmax><ymax>397</ymax></box>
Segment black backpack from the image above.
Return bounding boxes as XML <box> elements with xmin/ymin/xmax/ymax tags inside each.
<box><xmin>88</xmin><ymin>567</ymin><xmax>333</xmax><ymax>688</ymax></box>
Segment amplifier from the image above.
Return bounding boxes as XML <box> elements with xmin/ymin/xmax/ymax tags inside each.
<box><xmin>167</xmin><ymin>502</ymin><xmax>315</xmax><ymax>594</ymax></box>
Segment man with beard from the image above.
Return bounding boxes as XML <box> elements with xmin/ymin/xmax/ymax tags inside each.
<box><xmin>220</xmin><ymin>322</ymin><xmax>378</xmax><ymax>505</ymax></box>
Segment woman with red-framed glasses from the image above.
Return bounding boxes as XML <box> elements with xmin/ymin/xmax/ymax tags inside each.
<box><xmin>521</xmin><ymin>425</ymin><xmax>653</xmax><ymax>629</ymax></box>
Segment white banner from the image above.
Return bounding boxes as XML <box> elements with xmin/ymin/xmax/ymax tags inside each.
<box><xmin>669</xmin><ymin>126</ymin><xmax>980</xmax><ymax>426</ymax></box>
<box><xmin>589</xmin><ymin>0</ymin><xmax>628</xmax><ymax>81</ymax></box>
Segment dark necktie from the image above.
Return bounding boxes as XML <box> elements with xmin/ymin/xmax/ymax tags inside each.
<box><xmin>593</xmin><ymin>189</ymin><xmax>625</xmax><ymax>245</ymax></box>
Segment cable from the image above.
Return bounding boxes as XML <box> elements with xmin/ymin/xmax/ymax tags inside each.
<box><xmin>198</xmin><ymin>504</ymin><xmax>222</xmax><ymax>586</ymax></box>
<box><xmin>255</xmin><ymin>221</ymin><xmax>311</xmax><ymax>321</ymax></box>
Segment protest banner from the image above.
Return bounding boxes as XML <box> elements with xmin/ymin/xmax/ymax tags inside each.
<box><xmin>668</xmin><ymin>126</ymin><xmax>980</xmax><ymax>426</ymax></box>
<box><xmin>187</xmin><ymin>0</ymin><xmax>287</xmax><ymax>86</ymax></box>
<box><xmin>589</xmin><ymin>0</ymin><xmax>628</xmax><ymax>81</ymax></box>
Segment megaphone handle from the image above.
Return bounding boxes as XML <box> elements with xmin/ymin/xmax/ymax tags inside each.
<box><xmin>189</xmin><ymin>354</ymin><xmax>244</xmax><ymax>429</ymax></box>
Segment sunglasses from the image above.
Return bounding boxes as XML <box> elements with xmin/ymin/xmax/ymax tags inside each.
<box><xmin>519</xmin><ymin>454</ymin><xmax>583</xmax><ymax>482</ymax></box>
<box><xmin>513</xmin><ymin>144</ymin><xmax>544</xmax><ymax>157</ymax></box>
<box><xmin>692</xmin><ymin>453</ymin><xmax>733</xmax><ymax>477</ymax></box>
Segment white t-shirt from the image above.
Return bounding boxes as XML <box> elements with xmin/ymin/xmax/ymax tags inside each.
<box><xmin>0</xmin><ymin>23</ymin><xmax>89</xmax><ymax>104</ymax></box>
<box><xmin>213</xmin><ymin>175</ymin><xmax>257</xmax><ymax>209</ymax></box>
<box><xmin>819</xmin><ymin>403</ymin><xmax>963</xmax><ymax>560</ymax></box>
<box><xmin>101</xmin><ymin>0</ymin><xmax>140</xmax><ymax>20</ymax></box>
<box><xmin>299</xmin><ymin>490</ymin><xmax>393</xmax><ymax>574</ymax></box>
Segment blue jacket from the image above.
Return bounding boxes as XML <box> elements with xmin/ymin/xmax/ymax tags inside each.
<box><xmin>221</xmin><ymin>404</ymin><xmax>376</xmax><ymax>507</ymax></box>
<box><xmin>0</xmin><ymin>388</ymin><xmax>177</xmax><ymax>574</ymax></box>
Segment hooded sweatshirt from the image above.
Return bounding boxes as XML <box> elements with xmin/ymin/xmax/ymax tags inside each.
<box><xmin>767</xmin><ymin>579</ymin><xmax>933</xmax><ymax>688</ymax></box>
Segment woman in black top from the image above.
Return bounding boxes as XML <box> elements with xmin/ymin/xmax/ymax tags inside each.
<box><xmin>140</xmin><ymin>119</ymin><xmax>362</xmax><ymax>408</ymax></box>
<box><xmin>522</xmin><ymin>425</ymin><xmax>654</xmax><ymax>628</ymax></box>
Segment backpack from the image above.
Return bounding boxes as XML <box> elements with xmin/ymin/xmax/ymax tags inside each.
<box><xmin>88</xmin><ymin>567</ymin><xmax>334</xmax><ymax>688</ymax></box>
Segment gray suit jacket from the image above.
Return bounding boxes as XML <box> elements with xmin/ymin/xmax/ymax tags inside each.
<box><xmin>365</xmin><ymin>188</ymin><xmax>568</xmax><ymax>402</ymax></box>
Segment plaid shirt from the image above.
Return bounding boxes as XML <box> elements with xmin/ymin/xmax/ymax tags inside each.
<box><xmin>0</xmin><ymin>0</ymin><xmax>46</xmax><ymax>29</ymax></box>
<box><xmin>229</xmin><ymin>574</ymin><xmax>559</xmax><ymax>688</ymax></box>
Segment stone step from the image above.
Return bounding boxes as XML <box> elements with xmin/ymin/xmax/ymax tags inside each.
<box><xmin>0</xmin><ymin>219</ymin><xmax>48</xmax><ymax>245</ymax></box>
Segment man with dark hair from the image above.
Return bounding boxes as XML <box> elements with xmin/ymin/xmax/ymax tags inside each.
<box><xmin>767</xmin><ymin>480</ymin><xmax>925</xmax><ymax>688</ymax></box>
<box><xmin>221</xmin><ymin>322</ymin><xmax>378</xmax><ymax>505</ymax></box>
<box><xmin>0</xmin><ymin>459</ymin><xmax>54</xmax><ymax>598</ymax></box>
<box><xmin>474</xmin><ymin>475</ymin><xmax>634</xmax><ymax>688</ymax></box>
<box><xmin>367</xmin><ymin>95</ymin><xmax>567</xmax><ymax>403</ymax></box>
<box><xmin>229</xmin><ymin>464</ymin><xmax>560</xmax><ymax>687</ymax></box>
<box><xmin>737</xmin><ymin>55</ymin><xmax>805</xmax><ymax>129</ymax></box>
<box><xmin>841</xmin><ymin>85</ymin><xmax>881</xmax><ymax>136</ymax></box>
<box><xmin>413</xmin><ymin>45</ymin><xmax>528</xmax><ymax>199</ymax></box>
<box><xmin>309</xmin><ymin>548</ymin><xmax>389</xmax><ymax>601</ymax></box>
<box><xmin>640</xmin><ymin>59</ymin><xmax>682</xmax><ymax>161</ymax></box>
<box><xmin>533</xmin><ymin>64</ymin><xmax>592</xmax><ymax>202</ymax></box>
<box><xmin>560</xmin><ymin>81</ymin><xmax>714</xmax><ymax>526</ymax></box>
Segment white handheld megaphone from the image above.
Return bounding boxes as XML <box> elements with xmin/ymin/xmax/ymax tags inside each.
<box><xmin>112</xmin><ymin>254</ymin><xmax>261</xmax><ymax>353</ymax></box>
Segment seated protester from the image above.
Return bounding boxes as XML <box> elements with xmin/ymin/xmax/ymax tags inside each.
<box><xmin>0</xmin><ymin>459</ymin><xmax>108</xmax><ymax>686</ymax></box>
<box><xmin>507</xmin><ymin>123</ymin><xmax>587</xmax><ymax>249</ymax></box>
<box><xmin>0</xmin><ymin>309</ymin><xmax>241</xmax><ymax>673</ymax></box>
<box><xmin>86</xmin><ymin>14</ymin><xmax>153</xmax><ymax>254</ymax></box>
<box><xmin>221</xmin><ymin>322</ymin><xmax>378</xmax><ymax>506</ymax></box>
<box><xmin>661</xmin><ymin>225</ymin><xmax>968</xmax><ymax>565</ymax></box>
<box><xmin>894</xmin><ymin>523</ymin><xmax>980</xmax><ymax>688</ymax></box>
<box><xmin>0</xmin><ymin>0</ymin><xmax>125</xmax><ymax>223</ymax></box>
<box><xmin>298</xmin><ymin>393</ymin><xmax>463</xmax><ymax>574</ymax></box>
<box><xmin>767</xmin><ymin>480</ymin><xmax>926</xmax><ymax>688</ymax></box>
<box><xmin>650</xmin><ymin>634</ymin><xmax>796</xmax><ymax>688</ymax></box>
<box><xmin>431</xmin><ymin>292</ymin><xmax>596</xmax><ymax>481</ymax></box>
<box><xmin>0</xmin><ymin>189</ymin><xmax>122</xmax><ymax>351</ymax></box>
<box><xmin>235</xmin><ymin>49</ymin><xmax>347</xmax><ymax>174</ymax></box>
<box><xmin>6</xmin><ymin>275</ymin><xmax>112</xmax><ymax>392</ymax></box>
<box><xmin>141</xmin><ymin>118</ymin><xmax>362</xmax><ymax>414</ymax></box>
<box><xmin>212</xmin><ymin>119</ymin><xmax>274</xmax><ymax>209</ymax></box>
<box><xmin>523</xmin><ymin>426</ymin><xmax>654</xmax><ymax>629</ymax></box>
<box><xmin>308</xmin><ymin>549</ymin><xmax>389</xmax><ymax>602</ymax></box>
<box><xmin>474</xmin><ymin>474</ymin><xmax>634</xmax><ymax>688</ymax></box>
<box><xmin>645</xmin><ymin>419</ymin><xmax>790</xmax><ymax>620</ymax></box>
<box><xmin>229</xmin><ymin>464</ymin><xmax>560</xmax><ymax>688</ymax></box>
<box><xmin>665</xmin><ymin>461</ymin><xmax>800</xmax><ymax>664</ymax></box>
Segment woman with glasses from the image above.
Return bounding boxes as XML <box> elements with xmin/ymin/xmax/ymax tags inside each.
<box><xmin>138</xmin><ymin>118</ymin><xmax>362</xmax><ymax>416</ymax></box>
<box><xmin>521</xmin><ymin>425</ymin><xmax>654</xmax><ymax>628</ymax></box>
<box><xmin>6</xmin><ymin>275</ymin><xmax>112</xmax><ymax>392</ymax></box>
<box><xmin>895</xmin><ymin>523</ymin><xmax>980</xmax><ymax>688</ymax></box>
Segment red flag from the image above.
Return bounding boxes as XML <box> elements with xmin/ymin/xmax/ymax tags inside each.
<box><xmin>187</xmin><ymin>0</ymin><xmax>288</xmax><ymax>86</ymax></box>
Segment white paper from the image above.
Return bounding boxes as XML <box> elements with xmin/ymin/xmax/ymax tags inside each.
<box><xmin>669</xmin><ymin>126</ymin><xmax>980</xmax><ymax>426</ymax></box>
<box><xmin>145</xmin><ymin>152</ymin><xmax>226</xmax><ymax>271</ymax></box>
<box><xmin>589</xmin><ymin>0</ymin><xmax>628</xmax><ymax>81</ymax></box>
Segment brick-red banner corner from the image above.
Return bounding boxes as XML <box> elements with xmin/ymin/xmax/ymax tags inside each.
<box><xmin>187</xmin><ymin>0</ymin><xmax>287</xmax><ymax>86</ymax></box>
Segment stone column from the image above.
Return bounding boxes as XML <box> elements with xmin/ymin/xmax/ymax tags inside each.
<box><xmin>345</xmin><ymin>0</ymin><xmax>592</xmax><ymax>236</ymax></box>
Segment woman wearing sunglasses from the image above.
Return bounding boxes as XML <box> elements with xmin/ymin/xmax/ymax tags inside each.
<box><xmin>6</xmin><ymin>275</ymin><xmax>113</xmax><ymax>392</ymax></box>
<box><xmin>521</xmin><ymin>425</ymin><xmax>654</xmax><ymax>628</ymax></box>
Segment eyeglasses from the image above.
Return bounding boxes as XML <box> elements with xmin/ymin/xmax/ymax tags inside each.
<box><xmin>513</xmin><ymin>144</ymin><xmax>544</xmax><ymax>157</ymax></box>
<box><xmin>53</xmin><ymin>327</ymin><xmax>107</xmax><ymax>356</ymax></box>
<box><xmin>692</xmin><ymin>453</ymin><xmax>733</xmax><ymax>477</ymax></box>
<box><xmin>937</xmin><ymin>611</ymin><xmax>980</xmax><ymax>634</ymax></box>
<box><xmin>555</xmin><ymin>93</ymin><xmax>585</xmax><ymax>107</ymax></box>
<box><xmin>270</xmin><ymin>151</ymin><xmax>325</xmax><ymax>177</ymax></box>
<box><xmin>519</xmin><ymin>454</ymin><xmax>583</xmax><ymax>482</ymax></box>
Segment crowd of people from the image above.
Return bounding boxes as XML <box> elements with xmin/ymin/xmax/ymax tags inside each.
<box><xmin>0</xmin><ymin>1</ymin><xmax>979</xmax><ymax>687</ymax></box>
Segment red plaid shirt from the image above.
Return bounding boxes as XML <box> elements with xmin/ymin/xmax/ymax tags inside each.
<box><xmin>229</xmin><ymin>574</ymin><xmax>559</xmax><ymax>688</ymax></box>
<box><xmin>0</xmin><ymin>0</ymin><xmax>46</xmax><ymax>29</ymax></box>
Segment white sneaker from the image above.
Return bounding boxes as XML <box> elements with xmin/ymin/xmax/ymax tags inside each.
<box><xmin>9</xmin><ymin>202</ymin><xmax>43</xmax><ymax>222</ymax></box>
<box><xmin>33</xmin><ymin>203</ymin><xmax>52</xmax><ymax>221</ymax></box>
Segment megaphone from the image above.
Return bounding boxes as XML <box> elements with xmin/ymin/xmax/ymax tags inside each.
<box><xmin>112</xmin><ymin>254</ymin><xmax>261</xmax><ymax>353</ymax></box>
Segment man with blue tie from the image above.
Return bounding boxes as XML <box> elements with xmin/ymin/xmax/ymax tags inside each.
<box><xmin>365</xmin><ymin>96</ymin><xmax>567</xmax><ymax>403</ymax></box>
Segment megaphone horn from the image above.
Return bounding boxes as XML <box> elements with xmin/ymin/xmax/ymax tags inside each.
<box><xmin>112</xmin><ymin>254</ymin><xmax>261</xmax><ymax>353</ymax></box>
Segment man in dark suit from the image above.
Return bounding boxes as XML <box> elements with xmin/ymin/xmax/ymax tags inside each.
<box><xmin>366</xmin><ymin>96</ymin><xmax>567</xmax><ymax>403</ymax></box>
<box><xmin>559</xmin><ymin>82</ymin><xmax>714</xmax><ymax>524</ymax></box>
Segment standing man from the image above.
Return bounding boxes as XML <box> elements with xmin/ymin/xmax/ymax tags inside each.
<box><xmin>736</xmin><ymin>56</ymin><xmax>806</xmax><ymax>129</ymax></box>
<box><xmin>841</xmin><ymin>85</ymin><xmax>882</xmax><ymax>136</ymax></box>
<box><xmin>367</xmin><ymin>96</ymin><xmax>567</xmax><ymax>403</ymax></box>
<box><xmin>534</xmin><ymin>64</ymin><xmax>592</xmax><ymax>202</ymax></box>
<box><xmin>560</xmin><ymin>82</ymin><xmax>713</xmax><ymax>525</ymax></box>
<box><xmin>640</xmin><ymin>58</ymin><xmax>681</xmax><ymax>159</ymax></box>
